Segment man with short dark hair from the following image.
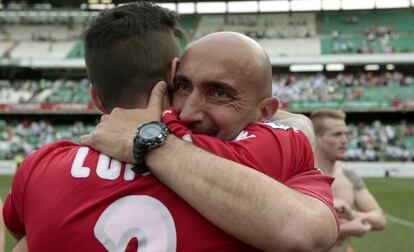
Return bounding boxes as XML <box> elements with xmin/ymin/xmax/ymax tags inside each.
<box><xmin>310</xmin><ymin>109</ymin><xmax>386</xmax><ymax>252</ymax></box>
<box><xmin>84</xmin><ymin>2</ymin><xmax>182</xmax><ymax>113</ymax></box>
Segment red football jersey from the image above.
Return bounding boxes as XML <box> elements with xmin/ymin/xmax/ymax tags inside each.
<box><xmin>4</xmin><ymin>141</ymin><xmax>259</xmax><ymax>252</ymax></box>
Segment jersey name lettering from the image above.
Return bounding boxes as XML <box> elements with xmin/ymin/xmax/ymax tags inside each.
<box><xmin>71</xmin><ymin>146</ymin><xmax>137</xmax><ymax>181</ymax></box>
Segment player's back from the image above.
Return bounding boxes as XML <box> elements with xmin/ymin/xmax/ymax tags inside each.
<box><xmin>4</xmin><ymin>141</ymin><xmax>259</xmax><ymax>252</ymax></box>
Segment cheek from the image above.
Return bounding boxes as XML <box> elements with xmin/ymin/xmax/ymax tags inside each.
<box><xmin>321</xmin><ymin>138</ymin><xmax>335</xmax><ymax>150</ymax></box>
<box><xmin>217</xmin><ymin>113</ymin><xmax>252</xmax><ymax>138</ymax></box>
<box><xmin>171</xmin><ymin>94</ymin><xmax>184</xmax><ymax>111</ymax></box>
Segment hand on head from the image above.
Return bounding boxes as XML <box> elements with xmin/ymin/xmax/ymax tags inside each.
<box><xmin>80</xmin><ymin>81</ymin><xmax>168</xmax><ymax>163</ymax></box>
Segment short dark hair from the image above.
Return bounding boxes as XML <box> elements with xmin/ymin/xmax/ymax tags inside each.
<box><xmin>84</xmin><ymin>1</ymin><xmax>183</xmax><ymax>112</ymax></box>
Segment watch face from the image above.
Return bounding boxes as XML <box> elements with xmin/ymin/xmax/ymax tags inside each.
<box><xmin>139</xmin><ymin>123</ymin><xmax>162</xmax><ymax>140</ymax></box>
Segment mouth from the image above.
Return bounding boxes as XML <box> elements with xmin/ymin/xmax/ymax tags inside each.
<box><xmin>189</xmin><ymin>125</ymin><xmax>218</xmax><ymax>137</ymax></box>
<box><xmin>338</xmin><ymin>147</ymin><xmax>347</xmax><ymax>152</ymax></box>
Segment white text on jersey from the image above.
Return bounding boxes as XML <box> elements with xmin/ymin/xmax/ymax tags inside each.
<box><xmin>71</xmin><ymin>147</ymin><xmax>140</xmax><ymax>181</ymax></box>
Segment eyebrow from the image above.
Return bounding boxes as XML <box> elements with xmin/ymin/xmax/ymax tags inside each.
<box><xmin>175</xmin><ymin>74</ymin><xmax>238</xmax><ymax>94</ymax></box>
<box><xmin>174</xmin><ymin>74</ymin><xmax>191</xmax><ymax>84</ymax></box>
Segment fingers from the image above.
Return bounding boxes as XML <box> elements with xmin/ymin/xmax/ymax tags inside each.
<box><xmin>147</xmin><ymin>81</ymin><xmax>168</xmax><ymax>115</ymax></box>
<box><xmin>80</xmin><ymin>124</ymin><xmax>101</xmax><ymax>147</ymax></box>
<box><xmin>80</xmin><ymin>134</ymin><xmax>93</xmax><ymax>146</ymax></box>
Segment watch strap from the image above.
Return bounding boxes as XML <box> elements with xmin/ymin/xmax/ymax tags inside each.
<box><xmin>132</xmin><ymin>121</ymin><xmax>170</xmax><ymax>174</ymax></box>
<box><xmin>131</xmin><ymin>164</ymin><xmax>149</xmax><ymax>174</ymax></box>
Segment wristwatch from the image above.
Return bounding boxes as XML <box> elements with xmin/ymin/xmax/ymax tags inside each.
<box><xmin>132</xmin><ymin>121</ymin><xmax>170</xmax><ymax>173</ymax></box>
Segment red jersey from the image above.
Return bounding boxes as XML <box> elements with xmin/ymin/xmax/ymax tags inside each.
<box><xmin>4</xmin><ymin>141</ymin><xmax>259</xmax><ymax>252</ymax></box>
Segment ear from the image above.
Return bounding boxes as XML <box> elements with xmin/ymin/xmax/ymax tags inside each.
<box><xmin>257</xmin><ymin>96</ymin><xmax>279</xmax><ymax>121</ymax></box>
<box><xmin>166</xmin><ymin>57</ymin><xmax>180</xmax><ymax>90</ymax></box>
<box><xmin>89</xmin><ymin>84</ymin><xmax>105</xmax><ymax>113</ymax></box>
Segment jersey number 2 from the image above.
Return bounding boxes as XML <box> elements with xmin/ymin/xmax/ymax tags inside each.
<box><xmin>94</xmin><ymin>195</ymin><xmax>177</xmax><ymax>252</ymax></box>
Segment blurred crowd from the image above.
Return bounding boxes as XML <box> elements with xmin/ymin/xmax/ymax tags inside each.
<box><xmin>0</xmin><ymin>120</ymin><xmax>95</xmax><ymax>163</ymax></box>
<box><xmin>347</xmin><ymin>121</ymin><xmax>414</xmax><ymax>161</ymax></box>
<box><xmin>1</xmin><ymin>73</ymin><xmax>413</xmax><ymax>105</ymax></box>
<box><xmin>330</xmin><ymin>25</ymin><xmax>404</xmax><ymax>54</ymax></box>
<box><xmin>0</xmin><ymin>16</ymin><xmax>90</xmax><ymax>42</ymax></box>
<box><xmin>0</xmin><ymin>119</ymin><xmax>412</xmax><ymax>163</ymax></box>
<box><xmin>0</xmin><ymin>78</ymin><xmax>90</xmax><ymax>103</ymax></box>
<box><xmin>272</xmin><ymin>72</ymin><xmax>414</xmax><ymax>103</ymax></box>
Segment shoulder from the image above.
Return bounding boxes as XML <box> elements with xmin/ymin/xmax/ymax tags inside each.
<box><xmin>244</xmin><ymin>121</ymin><xmax>301</xmax><ymax>138</ymax></box>
<box><xmin>236</xmin><ymin>121</ymin><xmax>296</xmax><ymax>146</ymax></box>
<box><xmin>28</xmin><ymin>140</ymin><xmax>79</xmax><ymax>156</ymax></box>
<box><xmin>342</xmin><ymin>166</ymin><xmax>366</xmax><ymax>191</ymax></box>
<box><xmin>20</xmin><ymin>141</ymin><xmax>80</xmax><ymax>168</ymax></box>
<box><xmin>258</xmin><ymin>120</ymin><xmax>295</xmax><ymax>132</ymax></box>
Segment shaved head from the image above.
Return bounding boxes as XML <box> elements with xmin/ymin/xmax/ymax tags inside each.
<box><xmin>172</xmin><ymin>31</ymin><xmax>278</xmax><ymax>140</ymax></box>
<box><xmin>184</xmin><ymin>32</ymin><xmax>273</xmax><ymax>100</ymax></box>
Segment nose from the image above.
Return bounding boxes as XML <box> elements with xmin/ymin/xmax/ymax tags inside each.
<box><xmin>179</xmin><ymin>93</ymin><xmax>205</xmax><ymax>124</ymax></box>
<box><xmin>341</xmin><ymin>133</ymin><xmax>348</xmax><ymax>144</ymax></box>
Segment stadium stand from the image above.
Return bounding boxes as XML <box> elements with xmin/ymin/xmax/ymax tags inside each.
<box><xmin>9</xmin><ymin>41</ymin><xmax>77</xmax><ymax>59</ymax></box>
<box><xmin>272</xmin><ymin>72</ymin><xmax>414</xmax><ymax>103</ymax></box>
<box><xmin>194</xmin><ymin>13</ymin><xmax>317</xmax><ymax>39</ymax></box>
<box><xmin>2</xmin><ymin>9</ymin><xmax>414</xmax><ymax>59</ymax></box>
<box><xmin>347</xmin><ymin>121</ymin><xmax>414</xmax><ymax>161</ymax></box>
<box><xmin>260</xmin><ymin>38</ymin><xmax>321</xmax><ymax>56</ymax></box>
<box><xmin>1</xmin><ymin>73</ymin><xmax>412</xmax><ymax>106</ymax></box>
<box><xmin>0</xmin><ymin>119</ymin><xmax>95</xmax><ymax>160</ymax></box>
<box><xmin>0</xmin><ymin>78</ymin><xmax>89</xmax><ymax>103</ymax></box>
<box><xmin>319</xmin><ymin>9</ymin><xmax>414</xmax><ymax>54</ymax></box>
<box><xmin>0</xmin><ymin>42</ymin><xmax>14</xmax><ymax>58</ymax></box>
<box><xmin>0</xmin><ymin>5</ymin><xmax>413</xmax><ymax>165</ymax></box>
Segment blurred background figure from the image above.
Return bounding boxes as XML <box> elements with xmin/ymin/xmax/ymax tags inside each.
<box><xmin>311</xmin><ymin>109</ymin><xmax>386</xmax><ymax>252</ymax></box>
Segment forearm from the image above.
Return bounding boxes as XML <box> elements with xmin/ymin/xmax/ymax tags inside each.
<box><xmin>338</xmin><ymin>221</ymin><xmax>361</xmax><ymax>239</ymax></box>
<box><xmin>147</xmin><ymin>136</ymin><xmax>337</xmax><ymax>252</ymax></box>
<box><xmin>355</xmin><ymin>210</ymin><xmax>386</xmax><ymax>230</ymax></box>
<box><xmin>337</xmin><ymin>219</ymin><xmax>371</xmax><ymax>239</ymax></box>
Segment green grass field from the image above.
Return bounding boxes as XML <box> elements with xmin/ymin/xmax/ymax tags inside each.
<box><xmin>0</xmin><ymin>176</ymin><xmax>413</xmax><ymax>251</ymax></box>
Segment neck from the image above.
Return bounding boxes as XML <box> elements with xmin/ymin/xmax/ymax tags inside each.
<box><xmin>315</xmin><ymin>150</ymin><xmax>336</xmax><ymax>175</ymax></box>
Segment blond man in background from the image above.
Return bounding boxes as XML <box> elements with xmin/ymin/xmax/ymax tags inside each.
<box><xmin>310</xmin><ymin>109</ymin><xmax>386</xmax><ymax>252</ymax></box>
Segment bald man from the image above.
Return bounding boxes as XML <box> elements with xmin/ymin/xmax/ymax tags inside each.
<box><xmin>82</xmin><ymin>31</ymin><xmax>338</xmax><ymax>251</ymax></box>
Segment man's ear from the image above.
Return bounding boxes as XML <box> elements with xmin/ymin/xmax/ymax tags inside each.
<box><xmin>257</xmin><ymin>96</ymin><xmax>279</xmax><ymax>121</ymax></box>
<box><xmin>166</xmin><ymin>57</ymin><xmax>179</xmax><ymax>90</ymax></box>
<box><xmin>89</xmin><ymin>84</ymin><xmax>105</xmax><ymax>113</ymax></box>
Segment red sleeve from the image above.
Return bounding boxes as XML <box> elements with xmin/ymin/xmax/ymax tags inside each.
<box><xmin>3</xmin><ymin>152</ymin><xmax>37</xmax><ymax>236</ymax></box>
<box><xmin>285</xmin><ymin>169</ymin><xmax>339</xmax><ymax>233</ymax></box>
